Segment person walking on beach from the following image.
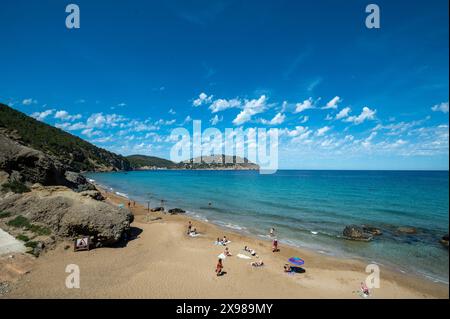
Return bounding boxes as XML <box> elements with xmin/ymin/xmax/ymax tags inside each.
<box><xmin>187</xmin><ymin>221</ymin><xmax>192</xmax><ymax>235</ymax></box>
<box><xmin>127</xmin><ymin>201</ymin><xmax>131</xmax><ymax>209</ymax></box>
<box><xmin>270</xmin><ymin>227</ymin><xmax>275</xmax><ymax>237</ymax></box>
<box><xmin>216</xmin><ymin>258</ymin><xmax>224</xmax><ymax>276</ymax></box>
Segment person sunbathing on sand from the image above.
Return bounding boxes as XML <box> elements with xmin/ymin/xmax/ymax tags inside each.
<box><xmin>251</xmin><ymin>261</ymin><xmax>264</xmax><ymax>267</ymax></box>
<box><xmin>284</xmin><ymin>264</ymin><xmax>292</xmax><ymax>272</ymax></box>
<box><xmin>244</xmin><ymin>246</ymin><xmax>258</xmax><ymax>257</ymax></box>
<box><xmin>216</xmin><ymin>258</ymin><xmax>224</xmax><ymax>276</ymax></box>
<box><xmin>224</xmin><ymin>247</ymin><xmax>232</xmax><ymax>257</ymax></box>
<box><xmin>361</xmin><ymin>282</ymin><xmax>370</xmax><ymax>296</ymax></box>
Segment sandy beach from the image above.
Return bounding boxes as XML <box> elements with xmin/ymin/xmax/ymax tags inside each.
<box><xmin>2</xmin><ymin>187</ymin><xmax>448</xmax><ymax>299</ymax></box>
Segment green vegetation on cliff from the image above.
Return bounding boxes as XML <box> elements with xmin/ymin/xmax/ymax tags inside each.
<box><xmin>0</xmin><ymin>103</ymin><xmax>130</xmax><ymax>172</ymax></box>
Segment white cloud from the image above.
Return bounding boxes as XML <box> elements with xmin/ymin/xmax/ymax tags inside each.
<box><xmin>316</xmin><ymin>126</ymin><xmax>331</xmax><ymax>136</ymax></box>
<box><xmin>82</xmin><ymin>128</ymin><xmax>101</xmax><ymax>138</ymax></box>
<box><xmin>86</xmin><ymin>113</ymin><xmax>126</xmax><ymax>128</ymax></box>
<box><xmin>168</xmin><ymin>108</ymin><xmax>176</xmax><ymax>115</ymax></box>
<box><xmin>336</xmin><ymin>107</ymin><xmax>351</xmax><ymax>120</ymax></box>
<box><xmin>193</xmin><ymin>92</ymin><xmax>213</xmax><ymax>107</ymax></box>
<box><xmin>300</xmin><ymin>115</ymin><xmax>309</xmax><ymax>123</ymax></box>
<box><xmin>155</xmin><ymin>119</ymin><xmax>176</xmax><ymax>126</ymax></box>
<box><xmin>261</xmin><ymin>112</ymin><xmax>285</xmax><ymax>125</ymax></box>
<box><xmin>361</xmin><ymin>131</ymin><xmax>377</xmax><ymax>148</ymax></box>
<box><xmin>31</xmin><ymin>109</ymin><xmax>54</xmax><ymax>121</ymax></box>
<box><xmin>210</xmin><ymin>114</ymin><xmax>223</xmax><ymax>125</ymax></box>
<box><xmin>294</xmin><ymin>98</ymin><xmax>314</xmax><ymax>113</ymax></box>
<box><xmin>22</xmin><ymin>98</ymin><xmax>37</xmax><ymax>105</ymax></box>
<box><xmin>431</xmin><ymin>102</ymin><xmax>449</xmax><ymax>113</ymax></box>
<box><xmin>117</xmin><ymin>102</ymin><xmax>127</xmax><ymax>107</ymax></box>
<box><xmin>323</xmin><ymin>96</ymin><xmax>342</xmax><ymax>109</ymax></box>
<box><xmin>54</xmin><ymin>110</ymin><xmax>82</xmax><ymax>121</ymax></box>
<box><xmin>344</xmin><ymin>107</ymin><xmax>376</xmax><ymax>124</ymax></box>
<box><xmin>209</xmin><ymin>98</ymin><xmax>241</xmax><ymax>113</ymax></box>
<box><xmin>232</xmin><ymin>95</ymin><xmax>267</xmax><ymax>125</ymax></box>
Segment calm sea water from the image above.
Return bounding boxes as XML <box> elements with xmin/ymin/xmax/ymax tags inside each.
<box><xmin>86</xmin><ymin>170</ymin><xmax>449</xmax><ymax>283</ymax></box>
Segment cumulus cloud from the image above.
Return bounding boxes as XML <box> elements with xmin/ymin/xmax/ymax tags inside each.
<box><xmin>232</xmin><ymin>95</ymin><xmax>267</xmax><ymax>125</ymax></box>
<box><xmin>261</xmin><ymin>112</ymin><xmax>285</xmax><ymax>125</ymax></box>
<box><xmin>335</xmin><ymin>107</ymin><xmax>351</xmax><ymax>120</ymax></box>
<box><xmin>31</xmin><ymin>109</ymin><xmax>54</xmax><ymax>121</ymax></box>
<box><xmin>431</xmin><ymin>102</ymin><xmax>449</xmax><ymax>113</ymax></box>
<box><xmin>322</xmin><ymin>96</ymin><xmax>342</xmax><ymax>109</ymax></box>
<box><xmin>81</xmin><ymin>128</ymin><xmax>102</xmax><ymax>138</ymax></box>
<box><xmin>316</xmin><ymin>126</ymin><xmax>331</xmax><ymax>136</ymax></box>
<box><xmin>168</xmin><ymin>108</ymin><xmax>176</xmax><ymax>115</ymax></box>
<box><xmin>54</xmin><ymin>110</ymin><xmax>82</xmax><ymax>121</ymax></box>
<box><xmin>22</xmin><ymin>98</ymin><xmax>37</xmax><ymax>105</ymax></box>
<box><xmin>294</xmin><ymin>98</ymin><xmax>314</xmax><ymax>113</ymax></box>
<box><xmin>344</xmin><ymin>107</ymin><xmax>376</xmax><ymax>124</ymax></box>
<box><xmin>193</xmin><ymin>92</ymin><xmax>213</xmax><ymax>107</ymax></box>
<box><xmin>209</xmin><ymin>98</ymin><xmax>241</xmax><ymax>113</ymax></box>
<box><xmin>300</xmin><ymin>115</ymin><xmax>309</xmax><ymax>124</ymax></box>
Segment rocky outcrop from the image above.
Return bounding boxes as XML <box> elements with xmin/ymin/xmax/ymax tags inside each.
<box><xmin>151</xmin><ymin>207</ymin><xmax>164</xmax><ymax>212</ymax></box>
<box><xmin>397</xmin><ymin>227</ymin><xmax>418</xmax><ymax>235</ymax></box>
<box><xmin>0</xmin><ymin>185</ymin><xmax>133</xmax><ymax>245</ymax></box>
<box><xmin>362</xmin><ymin>225</ymin><xmax>383</xmax><ymax>236</ymax></box>
<box><xmin>168</xmin><ymin>208</ymin><xmax>186</xmax><ymax>214</ymax></box>
<box><xmin>0</xmin><ymin>134</ymin><xmax>67</xmax><ymax>186</ymax></box>
<box><xmin>0</xmin><ymin>134</ymin><xmax>95</xmax><ymax>192</ymax></box>
<box><xmin>440</xmin><ymin>234</ymin><xmax>449</xmax><ymax>248</ymax></box>
<box><xmin>343</xmin><ymin>225</ymin><xmax>373</xmax><ymax>241</ymax></box>
<box><xmin>64</xmin><ymin>171</ymin><xmax>96</xmax><ymax>192</ymax></box>
<box><xmin>79</xmin><ymin>190</ymin><xmax>105</xmax><ymax>201</ymax></box>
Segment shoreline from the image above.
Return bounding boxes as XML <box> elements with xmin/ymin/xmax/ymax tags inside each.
<box><xmin>97</xmin><ymin>184</ymin><xmax>449</xmax><ymax>298</ymax></box>
<box><xmin>3</xmin><ymin>183</ymin><xmax>448</xmax><ymax>298</ymax></box>
<box><xmin>92</xmin><ymin>178</ymin><xmax>449</xmax><ymax>286</ymax></box>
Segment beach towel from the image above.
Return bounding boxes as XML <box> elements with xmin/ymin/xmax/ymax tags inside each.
<box><xmin>236</xmin><ymin>253</ymin><xmax>251</xmax><ymax>259</ymax></box>
<box><xmin>189</xmin><ymin>233</ymin><xmax>200</xmax><ymax>237</ymax></box>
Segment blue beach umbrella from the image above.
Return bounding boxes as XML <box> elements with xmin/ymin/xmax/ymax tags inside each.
<box><xmin>288</xmin><ymin>257</ymin><xmax>304</xmax><ymax>266</ymax></box>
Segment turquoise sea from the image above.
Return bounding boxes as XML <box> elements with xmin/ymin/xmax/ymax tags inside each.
<box><xmin>86</xmin><ymin>170</ymin><xmax>449</xmax><ymax>283</ymax></box>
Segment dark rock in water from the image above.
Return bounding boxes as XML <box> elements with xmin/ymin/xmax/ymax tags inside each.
<box><xmin>362</xmin><ymin>225</ymin><xmax>383</xmax><ymax>236</ymax></box>
<box><xmin>440</xmin><ymin>234</ymin><xmax>449</xmax><ymax>248</ymax></box>
<box><xmin>397</xmin><ymin>227</ymin><xmax>418</xmax><ymax>235</ymax></box>
<box><xmin>168</xmin><ymin>208</ymin><xmax>186</xmax><ymax>214</ymax></box>
<box><xmin>343</xmin><ymin>225</ymin><xmax>373</xmax><ymax>241</ymax></box>
<box><xmin>151</xmin><ymin>207</ymin><xmax>164</xmax><ymax>212</ymax></box>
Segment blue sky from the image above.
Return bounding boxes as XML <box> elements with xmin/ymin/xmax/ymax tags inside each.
<box><xmin>0</xmin><ymin>0</ymin><xmax>448</xmax><ymax>169</ymax></box>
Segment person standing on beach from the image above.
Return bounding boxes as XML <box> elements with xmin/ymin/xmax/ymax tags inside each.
<box><xmin>187</xmin><ymin>221</ymin><xmax>192</xmax><ymax>235</ymax></box>
<box><xmin>270</xmin><ymin>228</ymin><xmax>275</xmax><ymax>237</ymax></box>
<box><xmin>272</xmin><ymin>238</ymin><xmax>279</xmax><ymax>252</ymax></box>
<box><xmin>216</xmin><ymin>258</ymin><xmax>224</xmax><ymax>276</ymax></box>
<box><xmin>127</xmin><ymin>201</ymin><xmax>131</xmax><ymax>209</ymax></box>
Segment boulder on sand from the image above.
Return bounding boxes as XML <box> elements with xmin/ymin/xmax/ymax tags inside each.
<box><xmin>0</xmin><ymin>185</ymin><xmax>133</xmax><ymax>245</ymax></box>
<box><xmin>168</xmin><ymin>208</ymin><xmax>185</xmax><ymax>214</ymax></box>
<box><xmin>343</xmin><ymin>225</ymin><xmax>373</xmax><ymax>241</ymax></box>
<box><xmin>151</xmin><ymin>207</ymin><xmax>164</xmax><ymax>212</ymax></box>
